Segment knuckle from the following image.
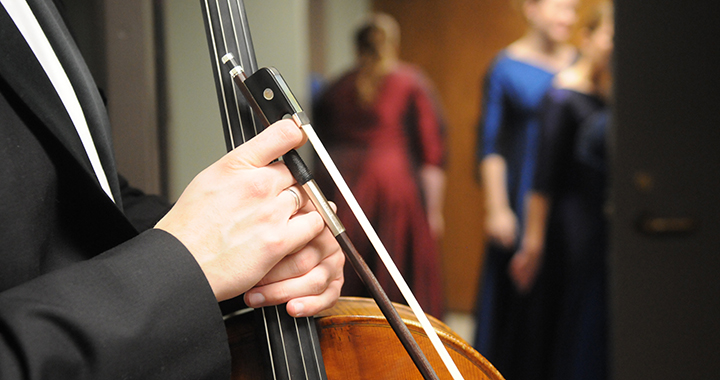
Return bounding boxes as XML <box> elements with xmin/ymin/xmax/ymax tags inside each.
<box><xmin>312</xmin><ymin>268</ymin><xmax>332</xmax><ymax>294</ymax></box>
<box><xmin>259</xmin><ymin>231</ymin><xmax>286</xmax><ymax>256</ymax></box>
<box><xmin>270</xmin><ymin>286</ymin><xmax>291</xmax><ymax>303</ymax></box>
<box><xmin>222</xmin><ymin>148</ymin><xmax>257</xmax><ymax>172</ymax></box>
<box><xmin>298</xmin><ymin>271</ymin><xmax>326</xmax><ymax>297</ymax></box>
<box><xmin>309</xmin><ymin>277</ymin><xmax>326</xmax><ymax>296</ymax></box>
<box><xmin>292</xmin><ymin>252</ymin><xmax>316</xmax><ymax>276</ymax></box>
<box><xmin>244</xmin><ymin>174</ymin><xmax>273</xmax><ymax>199</ymax></box>
<box><xmin>304</xmin><ymin>211</ymin><xmax>325</xmax><ymax>233</ymax></box>
<box><xmin>275</xmin><ymin>119</ymin><xmax>301</xmax><ymax>145</ymax></box>
<box><xmin>333</xmin><ymin>252</ymin><xmax>345</xmax><ymax>274</ymax></box>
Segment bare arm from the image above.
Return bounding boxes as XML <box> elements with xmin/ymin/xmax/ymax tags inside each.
<box><xmin>480</xmin><ymin>154</ymin><xmax>518</xmax><ymax>249</ymax></box>
<box><xmin>509</xmin><ymin>191</ymin><xmax>550</xmax><ymax>293</ymax></box>
<box><xmin>420</xmin><ymin>164</ymin><xmax>446</xmax><ymax>239</ymax></box>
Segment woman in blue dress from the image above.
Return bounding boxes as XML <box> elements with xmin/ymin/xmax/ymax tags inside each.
<box><xmin>474</xmin><ymin>0</ymin><xmax>579</xmax><ymax>379</ymax></box>
<box><xmin>511</xmin><ymin>3</ymin><xmax>614</xmax><ymax>379</ymax></box>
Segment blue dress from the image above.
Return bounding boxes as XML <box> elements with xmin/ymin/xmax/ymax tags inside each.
<box><xmin>534</xmin><ymin>89</ymin><xmax>608</xmax><ymax>380</ymax></box>
<box><xmin>474</xmin><ymin>52</ymin><xmax>561</xmax><ymax>380</ymax></box>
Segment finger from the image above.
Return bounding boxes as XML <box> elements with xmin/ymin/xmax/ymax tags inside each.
<box><xmin>492</xmin><ymin>234</ymin><xmax>511</xmax><ymax>250</ymax></box>
<box><xmin>244</xmin><ymin>160</ymin><xmax>299</xmax><ymax>196</ymax></box>
<box><xmin>286</xmin><ymin>277</ymin><xmax>344</xmax><ymax>317</ymax></box>
<box><xmin>501</xmin><ymin>232</ymin><xmax>517</xmax><ymax>250</ymax></box>
<box><xmin>266</xmin><ymin>209</ymin><xmax>326</xmax><ymax>265</ymax></box>
<box><xmin>511</xmin><ymin>261</ymin><xmax>532</xmax><ymax>294</ymax></box>
<box><xmin>508</xmin><ymin>255</ymin><xmax>523</xmax><ymax>284</ymax></box>
<box><xmin>280</xmin><ymin>185</ymin><xmax>307</xmax><ymax>217</ymax></box>
<box><xmin>226</xmin><ymin>119</ymin><xmax>303</xmax><ymax>168</ymax></box>
<box><xmin>245</xmin><ymin>248</ymin><xmax>344</xmax><ymax>311</ymax></box>
<box><xmin>258</xmin><ymin>227</ymin><xmax>337</xmax><ymax>286</ymax></box>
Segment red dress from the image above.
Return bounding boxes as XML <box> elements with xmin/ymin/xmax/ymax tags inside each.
<box><xmin>313</xmin><ymin>64</ymin><xmax>446</xmax><ymax>317</ymax></box>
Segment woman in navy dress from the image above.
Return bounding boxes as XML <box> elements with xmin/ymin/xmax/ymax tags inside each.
<box><xmin>474</xmin><ymin>0</ymin><xmax>579</xmax><ymax>379</ymax></box>
<box><xmin>510</xmin><ymin>3</ymin><xmax>614</xmax><ymax>379</ymax></box>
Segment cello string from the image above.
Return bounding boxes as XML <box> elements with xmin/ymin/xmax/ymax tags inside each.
<box><xmin>275</xmin><ymin>305</ymin><xmax>293</xmax><ymax>379</ymax></box>
<box><xmin>301</xmin><ymin>124</ymin><xmax>465</xmax><ymax>380</ymax></box>
<box><xmin>230</xmin><ymin>0</ymin><xmax>261</xmax><ymax>141</ymax></box>
<box><xmin>260</xmin><ymin>307</ymin><xmax>279</xmax><ymax>380</ymax></box>
<box><xmin>214</xmin><ymin>0</ymin><xmax>245</xmax><ymax>144</ymax></box>
<box><xmin>202</xmin><ymin>0</ymin><xmax>235</xmax><ymax>148</ymax></box>
<box><xmin>223</xmin><ymin>0</ymin><xmax>247</xmax><ymax>143</ymax></box>
<box><xmin>293</xmin><ymin>315</ymin><xmax>311</xmax><ymax>378</ymax></box>
<box><xmin>305</xmin><ymin>316</ymin><xmax>325</xmax><ymax>379</ymax></box>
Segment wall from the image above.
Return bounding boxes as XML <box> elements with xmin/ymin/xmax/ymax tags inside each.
<box><xmin>163</xmin><ymin>1</ymin><xmax>229</xmax><ymax>200</ymax></box>
<box><xmin>162</xmin><ymin>0</ymin><xmax>314</xmax><ymax>200</ymax></box>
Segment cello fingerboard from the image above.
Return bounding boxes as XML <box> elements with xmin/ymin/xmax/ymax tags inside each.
<box><xmin>256</xmin><ymin>305</ymin><xmax>328</xmax><ymax>380</ymax></box>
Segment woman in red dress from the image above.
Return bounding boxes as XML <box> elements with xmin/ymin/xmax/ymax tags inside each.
<box><xmin>313</xmin><ymin>13</ymin><xmax>447</xmax><ymax>317</ymax></box>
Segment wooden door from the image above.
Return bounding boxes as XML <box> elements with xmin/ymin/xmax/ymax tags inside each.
<box><xmin>611</xmin><ymin>0</ymin><xmax>720</xmax><ymax>378</ymax></box>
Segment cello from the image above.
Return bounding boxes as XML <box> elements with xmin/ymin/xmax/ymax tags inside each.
<box><xmin>200</xmin><ymin>1</ymin><xmax>503</xmax><ymax>379</ymax></box>
<box><xmin>225</xmin><ymin>297</ymin><xmax>503</xmax><ymax>379</ymax></box>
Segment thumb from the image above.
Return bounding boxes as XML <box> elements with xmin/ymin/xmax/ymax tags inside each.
<box><xmin>225</xmin><ymin>119</ymin><xmax>304</xmax><ymax>168</ymax></box>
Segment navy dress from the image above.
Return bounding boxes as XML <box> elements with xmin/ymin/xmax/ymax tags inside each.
<box><xmin>533</xmin><ymin>89</ymin><xmax>608</xmax><ymax>380</ymax></box>
<box><xmin>474</xmin><ymin>52</ymin><xmax>562</xmax><ymax>380</ymax></box>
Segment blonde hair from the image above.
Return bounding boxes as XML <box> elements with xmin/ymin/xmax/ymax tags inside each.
<box><xmin>354</xmin><ymin>13</ymin><xmax>400</xmax><ymax>59</ymax></box>
<box><xmin>510</xmin><ymin>0</ymin><xmax>540</xmax><ymax>11</ymax></box>
<box><xmin>583</xmin><ymin>1</ymin><xmax>613</xmax><ymax>33</ymax></box>
<box><xmin>353</xmin><ymin>13</ymin><xmax>401</xmax><ymax>106</ymax></box>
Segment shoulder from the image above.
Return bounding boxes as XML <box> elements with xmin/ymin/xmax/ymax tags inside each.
<box><xmin>553</xmin><ymin>67</ymin><xmax>592</xmax><ymax>94</ymax></box>
<box><xmin>319</xmin><ymin>69</ymin><xmax>357</xmax><ymax>98</ymax></box>
<box><xmin>541</xmin><ymin>88</ymin><xmax>579</xmax><ymax>117</ymax></box>
<box><xmin>544</xmin><ymin>87</ymin><xmax>575</xmax><ymax>105</ymax></box>
<box><xmin>481</xmin><ymin>52</ymin><xmax>520</xmax><ymax>94</ymax></box>
<box><xmin>386</xmin><ymin>63</ymin><xmax>438</xmax><ymax>96</ymax></box>
<box><xmin>328</xmin><ymin>69</ymin><xmax>358</xmax><ymax>88</ymax></box>
<box><xmin>485</xmin><ymin>50</ymin><xmax>515</xmax><ymax>78</ymax></box>
<box><xmin>542</xmin><ymin>88</ymin><xmax>602</xmax><ymax>126</ymax></box>
<box><xmin>486</xmin><ymin>50</ymin><xmax>555</xmax><ymax>89</ymax></box>
<box><xmin>391</xmin><ymin>63</ymin><xmax>428</xmax><ymax>83</ymax></box>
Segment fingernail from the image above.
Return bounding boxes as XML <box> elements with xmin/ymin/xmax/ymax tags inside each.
<box><xmin>292</xmin><ymin>302</ymin><xmax>305</xmax><ymax>317</ymax></box>
<box><xmin>247</xmin><ymin>292</ymin><xmax>265</xmax><ymax>307</ymax></box>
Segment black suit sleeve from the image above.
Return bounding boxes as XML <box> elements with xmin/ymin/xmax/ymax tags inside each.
<box><xmin>118</xmin><ymin>174</ymin><xmax>173</xmax><ymax>232</ymax></box>
<box><xmin>0</xmin><ymin>229</ymin><xmax>231</xmax><ymax>380</ymax></box>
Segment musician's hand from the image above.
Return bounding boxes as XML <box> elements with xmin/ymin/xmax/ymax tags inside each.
<box><xmin>244</xmin><ymin>201</ymin><xmax>345</xmax><ymax>317</ymax></box>
<box><xmin>155</xmin><ymin>120</ymin><xmax>334</xmax><ymax>302</ymax></box>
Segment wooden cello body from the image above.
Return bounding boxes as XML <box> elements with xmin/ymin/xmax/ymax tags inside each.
<box><xmin>224</xmin><ymin>297</ymin><xmax>504</xmax><ymax>380</ymax></box>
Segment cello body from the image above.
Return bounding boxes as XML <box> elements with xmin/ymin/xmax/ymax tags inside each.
<box><xmin>224</xmin><ymin>297</ymin><xmax>505</xmax><ymax>380</ymax></box>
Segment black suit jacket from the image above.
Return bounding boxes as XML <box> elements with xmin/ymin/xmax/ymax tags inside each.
<box><xmin>0</xmin><ymin>1</ymin><xmax>230</xmax><ymax>378</ymax></box>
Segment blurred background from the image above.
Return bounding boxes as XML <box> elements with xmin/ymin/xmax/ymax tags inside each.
<box><xmin>60</xmin><ymin>0</ymin><xmax>719</xmax><ymax>378</ymax></box>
